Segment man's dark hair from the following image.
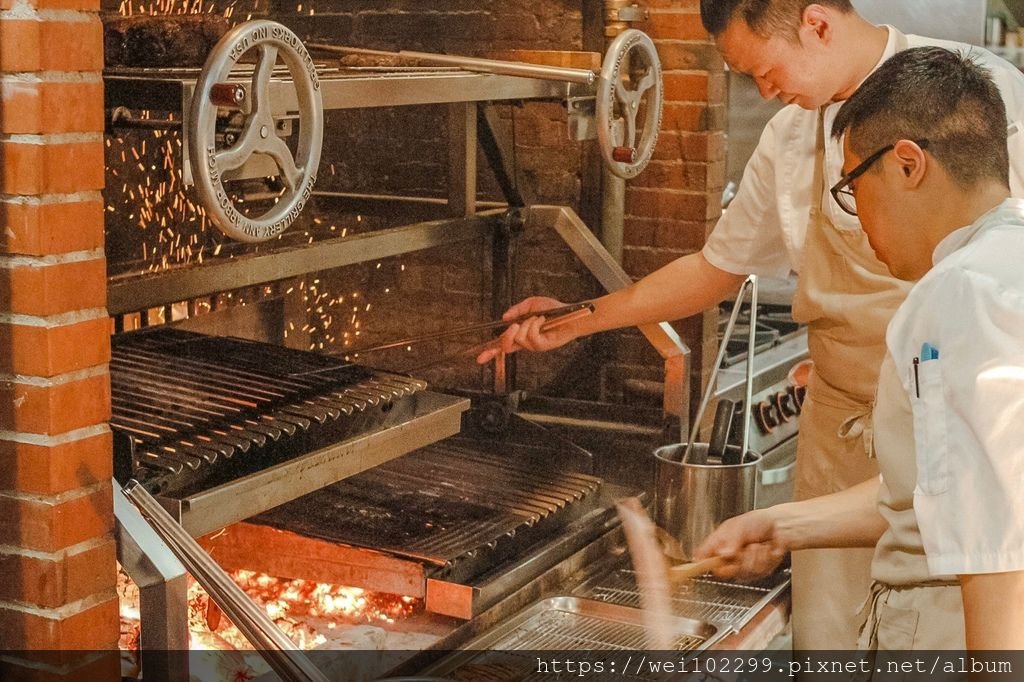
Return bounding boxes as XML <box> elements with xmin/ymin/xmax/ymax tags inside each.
<box><xmin>700</xmin><ymin>0</ymin><xmax>854</xmax><ymax>38</ymax></box>
<box><xmin>832</xmin><ymin>46</ymin><xmax>1010</xmax><ymax>191</ymax></box>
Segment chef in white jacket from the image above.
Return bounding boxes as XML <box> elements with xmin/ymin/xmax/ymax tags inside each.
<box><xmin>479</xmin><ymin>0</ymin><xmax>1024</xmax><ymax>650</ymax></box>
<box><xmin>697</xmin><ymin>45</ymin><xmax>1024</xmax><ymax>653</ymax></box>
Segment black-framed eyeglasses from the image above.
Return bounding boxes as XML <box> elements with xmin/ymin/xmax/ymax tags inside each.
<box><xmin>829</xmin><ymin>138</ymin><xmax>930</xmax><ymax>216</ymax></box>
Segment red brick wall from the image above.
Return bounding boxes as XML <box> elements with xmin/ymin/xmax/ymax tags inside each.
<box><xmin>0</xmin><ymin>0</ymin><xmax>119</xmax><ymax>670</ymax></box>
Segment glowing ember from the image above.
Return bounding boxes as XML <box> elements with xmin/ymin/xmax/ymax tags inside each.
<box><xmin>118</xmin><ymin>568</ymin><xmax>419</xmax><ymax>655</ymax></box>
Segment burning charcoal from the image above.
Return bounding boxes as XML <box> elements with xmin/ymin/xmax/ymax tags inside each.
<box><xmin>205</xmin><ymin>598</ymin><xmax>224</xmax><ymax>631</ymax></box>
<box><xmin>103</xmin><ymin>15</ymin><xmax>230</xmax><ymax>68</ymax></box>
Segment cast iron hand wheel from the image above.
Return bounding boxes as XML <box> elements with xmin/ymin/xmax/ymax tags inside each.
<box><xmin>188</xmin><ymin>20</ymin><xmax>324</xmax><ymax>242</ymax></box>
<box><xmin>597</xmin><ymin>29</ymin><xmax>663</xmax><ymax>179</ymax></box>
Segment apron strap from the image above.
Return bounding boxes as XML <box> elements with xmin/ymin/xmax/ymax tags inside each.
<box><xmin>811</xmin><ymin>107</ymin><xmax>828</xmax><ymax>219</ymax></box>
<box><xmin>838</xmin><ymin>409</ymin><xmax>875</xmax><ymax>459</ymax></box>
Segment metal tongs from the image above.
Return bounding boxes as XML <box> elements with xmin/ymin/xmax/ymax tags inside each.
<box><xmin>683</xmin><ymin>275</ymin><xmax>759</xmax><ymax>465</ymax></box>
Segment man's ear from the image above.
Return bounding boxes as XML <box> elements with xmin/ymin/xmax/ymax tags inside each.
<box><xmin>802</xmin><ymin>4</ymin><xmax>833</xmax><ymax>44</ymax></box>
<box><xmin>891</xmin><ymin>139</ymin><xmax>928</xmax><ymax>188</ymax></box>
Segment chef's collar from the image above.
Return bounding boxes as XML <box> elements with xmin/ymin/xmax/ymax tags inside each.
<box><xmin>853</xmin><ymin>26</ymin><xmax>900</xmax><ymax>98</ymax></box>
<box><xmin>932</xmin><ymin>197</ymin><xmax>1024</xmax><ymax>264</ymax></box>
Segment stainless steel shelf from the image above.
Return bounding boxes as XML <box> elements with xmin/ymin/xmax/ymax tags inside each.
<box><xmin>105</xmin><ymin>65</ymin><xmax>569</xmax><ymax>114</ymax></box>
<box><xmin>107</xmin><ymin>208</ymin><xmax>502</xmax><ymax>314</ymax></box>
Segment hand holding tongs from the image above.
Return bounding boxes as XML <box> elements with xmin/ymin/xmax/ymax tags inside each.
<box><xmin>340</xmin><ymin>301</ymin><xmax>595</xmax><ymax>358</ymax></box>
<box><xmin>338</xmin><ymin>301</ymin><xmax>595</xmax><ymax>373</ymax></box>
<box><xmin>683</xmin><ymin>275</ymin><xmax>759</xmax><ymax>465</ymax></box>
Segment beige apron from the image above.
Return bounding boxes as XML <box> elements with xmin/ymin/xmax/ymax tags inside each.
<box><xmin>788</xmin><ymin>47</ymin><xmax>915</xmax><ymax>649</ymax></box>
<box><xmin>854</xmin><ymin>354</ymin><xmax>964</xmax><ymax>663</ymax></box>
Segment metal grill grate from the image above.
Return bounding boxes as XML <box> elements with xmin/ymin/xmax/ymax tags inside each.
<box><xmin>576</xmin><ymin>563</ymin><xmax>789</xmax><ymax>628</ymax></box>
<box><xmin>498</xmin><ymin>609</ymin><xmax>705</xmax><ymax>651</ymax></box>
<box><xmin>111</xmin><ymin>328</ymin><xmax>426</xmax><ymax>494</ymax></box>
<box><xmin>432</xmin><ymin>597</ymin><xmax>716</xmax><ymax>681</ymax></box>
<box><xmin>251</xmin><ymin>442</ymin><xmax>603</xmax><ymax>568</ymax></box>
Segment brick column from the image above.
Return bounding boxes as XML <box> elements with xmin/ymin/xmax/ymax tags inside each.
<box><xmin>0</xmin><ymin>0</ymin><xmax>118</xmax><ymax>673</ymax></box>
<box><xmin>620</xmin><ymin>0</ymin><xmax>726</xmax><ymax>408</ymax></box>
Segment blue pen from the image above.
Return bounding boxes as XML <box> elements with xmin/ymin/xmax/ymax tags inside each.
<box><xmin>921</xmin><ymin>343</ymin><xmax>940</xmax><ymax>361</ymax></box>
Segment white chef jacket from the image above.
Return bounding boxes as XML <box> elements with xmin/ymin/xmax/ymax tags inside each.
<box><xmin>884</xmin><ymin>198</ymin><xmax>1024</xmax><ymax>577</ymax></box>
<box><xmin>703</xmin><ymin>27</ymin><xmax>1024</xmax><ymax>277</ymax></box>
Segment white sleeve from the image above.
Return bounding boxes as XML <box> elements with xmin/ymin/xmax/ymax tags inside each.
<box><xmin>915</xmin><ymin>268</ymin><xmax>1024</xmax><ymax>576</ymax></box>
<box><xmin>702</xmin><ymin>122</ymin><xmax>793</xmax><ymax>278</ymax></box>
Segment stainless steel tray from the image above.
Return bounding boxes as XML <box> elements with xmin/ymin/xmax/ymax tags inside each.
<box><xmin>574</xmin><ymin>557</ymin><xmax>790</xmax><ymax>632</ymax></box>
<box><xmin>427</xmin><ymin>596</ymin><xmax>720</xmax><ymax>680</ymax></box>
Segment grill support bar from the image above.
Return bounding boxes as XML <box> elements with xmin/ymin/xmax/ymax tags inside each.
<box><xmin>121</xmin><ymin>481</ymin><xmax>330</xmax><ymax>682</ymax></box>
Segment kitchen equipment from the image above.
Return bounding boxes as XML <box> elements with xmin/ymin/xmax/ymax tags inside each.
<box><xmin>575</xmin><ymin>554</ymin><xmax>790</xmax><ymax>629</ymax></box>
<box><xmin>713</xmin><ymin>294</ymin><xmax>807</xmax><ymax>507</ymax></box>
<box><xmin>436</xmin><ymin>595</ymin><xmax>720</xmax><ymax>652</ymax></box>
<box><xmin>655</xmin><ymin>276</ymin><xmax>762</xmax><ymax>558</ymax></box>
<box><xmin>343</xmin><ymin>301</ymin><xmax>594</xmax><ymax>356</ymax></box>
<box><xmin>108</xmin><ymin>20</ymin><xmax>663</xmax><ymax>241</ymax></box>
<box><xmin>103</xmin><ymin>20</ymin><xmax>692</xmax><ymax>677</ymax></box>
<box><xmin>707</xmin><ymin>398</ymin><xmax>736</xmax><ymax>463</ymax></box>
<box><xmin>683</xmin><ymin>275</ymin><xmax>759</xmax><ymax>464</ymax></box>
<box><xmin>653</xmin><ymin>443</ymin><xmax>761</xmax><ymax>560</ymax></box>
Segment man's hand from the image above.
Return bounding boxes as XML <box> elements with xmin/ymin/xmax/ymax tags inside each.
<box><xmin>476</xmin><ymin>296</ymin><xmax>580</xmax><ymax>363</ymax></box>
<box><xmin>693</xmin><ymin>508</ymin><xmax>786</xmax><ymax>581</ymax></box>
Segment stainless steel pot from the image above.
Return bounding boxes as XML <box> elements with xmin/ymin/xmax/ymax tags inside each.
<box><xmin>653</xmin><ymin>443</ymin><xmax>760</xmax><ymax>560</ymax></box>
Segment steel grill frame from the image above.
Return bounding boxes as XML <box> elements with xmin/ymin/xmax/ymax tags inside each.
<box><xmin>103</xmin><ymin>33</ymin><xmax>700</xmax><ymax>676</ymax></box>
<box><xmin>467</xmin><ymin>602</ymin><xmax>710</xmax><ymax>651</ymax></box>
<box><xmin>111</xmin><ymin>328</ymin><xmax>432</xmax><ymax>495</ymax></box>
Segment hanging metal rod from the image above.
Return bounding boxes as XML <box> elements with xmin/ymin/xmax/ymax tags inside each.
<box><xmin>308</xmin><ymin>43</ymin><xmax>597</xmax><ymax>85</ymax></box>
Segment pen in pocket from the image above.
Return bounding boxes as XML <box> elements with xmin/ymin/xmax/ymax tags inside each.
<box><xmin>913</xmin><ymin>357</ymin><xmax>920</xmax><ymax>398</ymax></box>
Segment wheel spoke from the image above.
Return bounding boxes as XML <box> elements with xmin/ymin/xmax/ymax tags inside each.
<box><xmin>263</xmin><ymin>133</ymin><xmax>303</xmax><ymax>190</ymax></box>
<box><xmin>624</xmin><ymin>109</ymin><xmax>637</xmax><ymax>149</ymax></box>
<box><xmin>215</xmin><ymin>118</ymin><xmax>260</xmax><ymax>173</ymax></box>
<box><xmin>250</xmin><ymin>45</ymin><xmax>279</xmax><ymax>118</ymax></box>
<box><xmin>635</xmin><ymin>69</ymin><xmax>656</xmax><ymax>97</ymax></box>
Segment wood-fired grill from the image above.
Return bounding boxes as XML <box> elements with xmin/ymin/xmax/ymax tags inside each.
<box><xmin>102</xmin><ymin>18</ymin><xmax>714</xmax><ymax>681</ymax></box>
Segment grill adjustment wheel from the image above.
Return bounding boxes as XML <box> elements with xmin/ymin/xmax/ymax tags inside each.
<box><xmin>188</xmin><ymin>19</ymin><xmax>324</xmax><ymax>242</ymax></box>
<box><xmin>596</xmin><ymin>28</ymin><xmax>663</xmax><ymax>179</ymax></box>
